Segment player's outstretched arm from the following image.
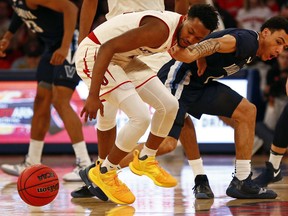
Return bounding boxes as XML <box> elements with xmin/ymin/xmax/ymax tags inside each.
<box><xmin>170</xmin><ymin>34</ymin><xmax>237</xmax><ymax>63</ymax></box>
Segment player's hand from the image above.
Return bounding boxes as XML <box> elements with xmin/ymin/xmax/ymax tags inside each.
<box><xmin>169</xmin><ymin>44</ymin><xmax>194</xmax><ymax>63</ymax></box>
<box><xmin>0</xmin><ymin>38</ymin><xmax>10</xmax><ymax>57</ymax></box>
<box><xmin>50</xmin><ymin>47</ymin><xmax>69</xmax><ymax>65</ymax></box>
<box><xmin>80</xmin><ymin>95</ymin><xmax>104</xmax><ymax>123</ymax></box>
<box><xmin>196</xmin><ymin>58</ymin><xmax>207</xmax><ymax>76</ymax></box>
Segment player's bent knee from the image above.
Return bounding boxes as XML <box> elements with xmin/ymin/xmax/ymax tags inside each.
<box><xmin>233</xmin><ymin>99</ymin><xmax>256</xmax><ymax>123</ymax></box>
<box><xmin>158</xmin><ymin>138</ymin><xmax>178</xmax><ymax>155</ymax></box>
<box><xmin>131</xmin><ymin>111</ymin><xmax>151</xmax><ymax>134</ymax></box>
<box><xmin>97</xmin><ymin>117</ymin><xmax>117</xmax><ymax>131</ymax></box>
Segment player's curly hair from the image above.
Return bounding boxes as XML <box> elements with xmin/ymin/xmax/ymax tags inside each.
<box><xmin>260</xmin><ymin>16</ymin><xmax>288</xmax><ymax>34</ymax></box>
<box><xmin>188</xmin><ymin>4</ymin><xmax>219</xmax><ymax>32</ymax></box>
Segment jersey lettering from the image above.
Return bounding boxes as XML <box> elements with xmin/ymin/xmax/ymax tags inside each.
<box><xmin>12</xmin><ymin>6</ymin><xmax>43</xmax><ymax>33</ymax></box>
<box><xmin>223</xmin><ymin>64</ymin><xmax>240</xmax><ymax>76</ymax></box>
<box><xmin>23</xmin><ymin>20</ymin><xmax>43</xmax><ymax>33</ymax></box>
<box><xmin>64</xmin><ymin>65</ymin><xmax>76</xmax><ymax>78</ymax></box>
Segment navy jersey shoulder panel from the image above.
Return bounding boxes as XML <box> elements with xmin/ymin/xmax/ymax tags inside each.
<box><xmin>10</xmin><ymin>0</ymin><xmax>64</xmax><ymax>45</ymax></box>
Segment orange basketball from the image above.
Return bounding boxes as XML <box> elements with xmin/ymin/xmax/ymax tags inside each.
<box><xmin>17</xmin><ymin>164</ymin><xmax>59</xmax><ymax>206</ymax></box>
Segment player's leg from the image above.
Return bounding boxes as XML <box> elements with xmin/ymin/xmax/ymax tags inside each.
<box><xmin>1</xmin><ymin>54</ymin><xmax>53</xmax><ymax>176</ymax></box>
<box><xmin>71</xmin><ymin>101</ymin><xmax>118</xmax><ymax>198</ymax></box>
<box><xmin>51</xmin><ymin>84</ymin><xmax>91</xmax><ymax>182</ymax></box>
<box><xmin>199</xmin><ymin>82</ymin><xmax>277</xmax><ymax>199</ymax></box>
<box><xmin>129</xmin><ymin>76</ymin><xmax>179</xmax><ymax>187</ymax></box>
<box><xmin>96</xmin><ymin>101</ymin><xmax>118</xmax><ymax>161</ymax></box>
<box><xmin>51</xmin><ymin>59</ymin><xmax>91</xmax><ymax>182</ymax></box>
<box><xmin>253</xmin><ymin>103</ymin><xmax>288</xmax><ymax>187</ymax></box>
<box><xmin>174</xmin><ymin>115</ymin><xmax>214</xmax><ymax>199</ymax></box>
<box><xmin>87</xmin><ymin>88</ymin><xmax>151</xmax><ymax>204</ymax></box>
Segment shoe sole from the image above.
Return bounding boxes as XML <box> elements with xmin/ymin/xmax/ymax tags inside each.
<box><xmin>195</xmin><ymin>193</ymin><xmax>214</xmax><ymax>199</ymax></box>
<box><xmin>71</xmin><ymin>188</ymin><xmax>95</xmax><ymax>198</ymax></box>
<box><xmin>88</xmin><ymin>168</ymin><xmax>134</xmax><ymax>205</ymax></box>
<box><xmin>79</xmin><ymin>166</ymin><xmax>108</xmax><ymax>201</ymax></box>
<box><xmin>226</xmin><ymin>188</ymin><xmax>277</xmax><ymax>199</ymax></box>
<box><xmin>63</xmin><ymin>177</ymin><xmax>83</xmax><ymax>182</ymax></box>
<box><xmin>2</xmin><ymin>168</ymin><xmax>19</xmax><ymax>176</ymax></box>
<box><xmin>128</xmin><ymin>162</ymin><xmax>177</xmax><ymax>188</ymax></box>
<box><xmin>1</xmin><ymin>167</ymin><xmax>20</xmax><ymax>177</ymax></box>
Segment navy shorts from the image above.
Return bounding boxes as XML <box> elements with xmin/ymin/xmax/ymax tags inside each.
<box><xmin>168</xmin><ymin>81</ymin><xmax>243</xmax><ymax>139</ymax></box>
<box><xmin>36</xmin><ymin>50</ymin><xmax>81</xmax><ymax>90</ymax></box>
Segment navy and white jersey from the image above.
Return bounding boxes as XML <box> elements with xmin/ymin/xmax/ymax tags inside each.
<box><xmin>9</xmin><ymin>0</ymin><xmax>64</xmax><ymax>46</ymax></box>
<box><xmin>158</xmin><ymin>28</ymin><xmax>259</xmax><ymax>93</ymax></box>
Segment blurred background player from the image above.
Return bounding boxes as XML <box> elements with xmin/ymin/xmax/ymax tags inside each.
<box><xmin>253</xmin><ymin>77</ymin><xmax>288</xmax><ymax>187</ymax></box>
<box><xmin>0</xmin><ymin>0</ymin><xmax>92</xmax><ymax>182</ymax></box>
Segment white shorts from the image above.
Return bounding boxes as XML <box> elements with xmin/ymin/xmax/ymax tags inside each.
<box><xmin>75</xmin><ymin>37</ymin><xmax>157</xmax><ymax>99</ymax></box>
<box><xmin>137</xmin><ymin>52</ymin><xmax>172</xmax><ymax>73</ymax></box>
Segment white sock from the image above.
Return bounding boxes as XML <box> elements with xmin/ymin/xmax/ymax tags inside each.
<box><xmin>27</xmin><ymin>139</ymin><xmax>44</xmax><ymax>164</ymax></box>
<box><xmin>188</xmin><ymin>158</ymin><xmax>205</xmax><ymax>177</ymax></box>
<box><xmin>72</xmin><ymin>141</ymin><xmax>91</xmax><ymax>166</ymax></box>
<box><xmin>101</xmin><ymin>158</ymin><xmax>118</xmax><ymax>172</ymax></box>
<box><xmin>269</xmin><ymin>152</ymin><xmax>284</xmax><ymax>170</ymax></box>
<box><xmin>140</xmin><ymin>145</ymin><xmax>157</xmax><ymax>158</ymax></box>
<box><xmin>235</xmin><ymin>160</ymin><xmax>251</xmax><ymax>181</ymax></box>
<box><xmin>97</xmin><ymin>157</ymin><xmax>104</xmax><ymax>163</ymax></box>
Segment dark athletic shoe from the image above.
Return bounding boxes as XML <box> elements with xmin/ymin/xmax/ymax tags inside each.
<box><xmin>226</xmin><ymin>173</ymin><xmax>277</xmax><ymax>199</ymax></box>
<box><xmin>253</xmin><ymin>161</ymin><xmax>283</xmax><ymax>187</ymax></box>
<box><xmin>79</xmin><ymin>163</ymin><xmax>108</xmax><ymax>201</ymax></box>
<box><xmin>192</xmin><ymin>175</ymin><xmax>214</xmax><ymax>199</ymax></box>
<box><xmin>71</xmin><ymin>185</ymin><xmax>94</xmax><ymax>198</ymax></box>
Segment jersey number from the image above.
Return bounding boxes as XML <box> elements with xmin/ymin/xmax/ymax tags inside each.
<box><xmin>23</xmin><ymin>20</ymin><xmax>43</xmax><ymax>33</ymax></box>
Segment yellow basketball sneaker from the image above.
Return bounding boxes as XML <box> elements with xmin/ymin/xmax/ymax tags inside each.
<box><xmin>88</xmin><ymin>163</ymin><xmax>135</xmax><ymax>205</ymax></box>
<box><xmin>129</xmin><ymin>150</ymin><xmax>177</xmax><ymax>187</ymax></box>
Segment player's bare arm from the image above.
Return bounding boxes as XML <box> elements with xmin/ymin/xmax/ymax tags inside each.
<box><xmin>171</xmin><ymin>34</ymin><xmax>237</xmax><ymax>63</ymax></box>
<box><xmin>0</xmin><ymin>31</ymin><xmax>14</xmax><ymax>57</ymax></box>
<box><xmin>27</xmin><ymin>0</ymin><xmax>78</xmax><ymax>65</ymax></box>
<box><xmin>174</xmin><ymin>0</ymin><xmax>189</xmax><ymax>15</ymax></box>
<box><xmin>79</xmin><ymin>0</ymin><xmax>98</xmax><ymax>44</ymax></box>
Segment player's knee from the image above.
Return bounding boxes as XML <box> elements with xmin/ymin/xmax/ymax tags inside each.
<box><xmin>234</xmin><ymin>100</ymin><xmax>256</xmax><ymax>123</ymax></box>
<box><xmin>158</xmin><ymin>96</ymin><xmax>179</xmax><ymax>118</ymax></box>
<box><xmin>132</xmin><ymin>111</ymin><xmax>151</xmax><ymax>134</ymax></box>
<box><xmin>51</xmin><ymin>99</ymin><xmax>66</xmax><ymax>113</ymax></box>
<box><xmin>97</xmin><ymin>116</ymin><xmax>117</xmax><ymax>131</ymax></box>
<box><xmin>242</xmin><ymin>102</ymin><xmax>256</xmax><ymax>122</ymax></box>
<box><xmin>158</xmin><ymin>137</ymin><xmax>178</xmax><ymax>155</ymax></box>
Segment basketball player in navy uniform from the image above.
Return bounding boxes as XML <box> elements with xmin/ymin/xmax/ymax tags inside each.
<box><xmin>0</xmin><ymin>0</ymin><xmax>92</xmax><ymax>181</ymax></box>
<box><xmin>157</xmin><ymin>16</ymin><xmax>288</xmax><ymax>199</ymax></box>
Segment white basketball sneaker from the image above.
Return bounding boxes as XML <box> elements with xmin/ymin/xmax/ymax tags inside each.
<box><xmin>62</xmin><ymin>158</ymin><xmax>91</xmax><ymax>182</ymax></box>
<box><xmin>1</xmin><ymin>155</ymin><xmax>33</xmax><ymax>176</ymax></box>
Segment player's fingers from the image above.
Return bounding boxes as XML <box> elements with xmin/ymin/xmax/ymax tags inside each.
<box><xmin>100</xmin><ymin>106</ymin><xmax>104</xmax><ymax>117</ymax></box>
<box><xmin>197</xmin><ymin>68</ymin><xmax>204</xmax><ymax>76</ymax></box>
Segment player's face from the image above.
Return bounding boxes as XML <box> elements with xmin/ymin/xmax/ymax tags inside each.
<box><xmin>259</xmin><ymin>29</ymin><xmax>288</xmax><ymax>61</ymax></box>
<box><xmin>177</xmin><ymin>17</ymin><xmax>211</xmax><ymax>48</ymax></box>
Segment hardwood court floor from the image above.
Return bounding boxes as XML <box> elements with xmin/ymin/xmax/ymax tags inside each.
<box><xmin>1</xmin><ymin>150</ymin><xmax>288</xmax><ymax>216</ymax></box>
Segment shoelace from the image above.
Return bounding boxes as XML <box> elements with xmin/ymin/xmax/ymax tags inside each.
<box><xmin>103</xmin><ymin>170</ymin><xmax>129</xmax><ymax>193</ymax></box>
<box><xmin>244</xmin><ymin>177</ymin><xmax>260</xmax><ymax>190</ymax></box>
<box><xmin>146</xmin><ymin>160</ymin><xmax>169</xmax><ymax>177</ymax></box>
